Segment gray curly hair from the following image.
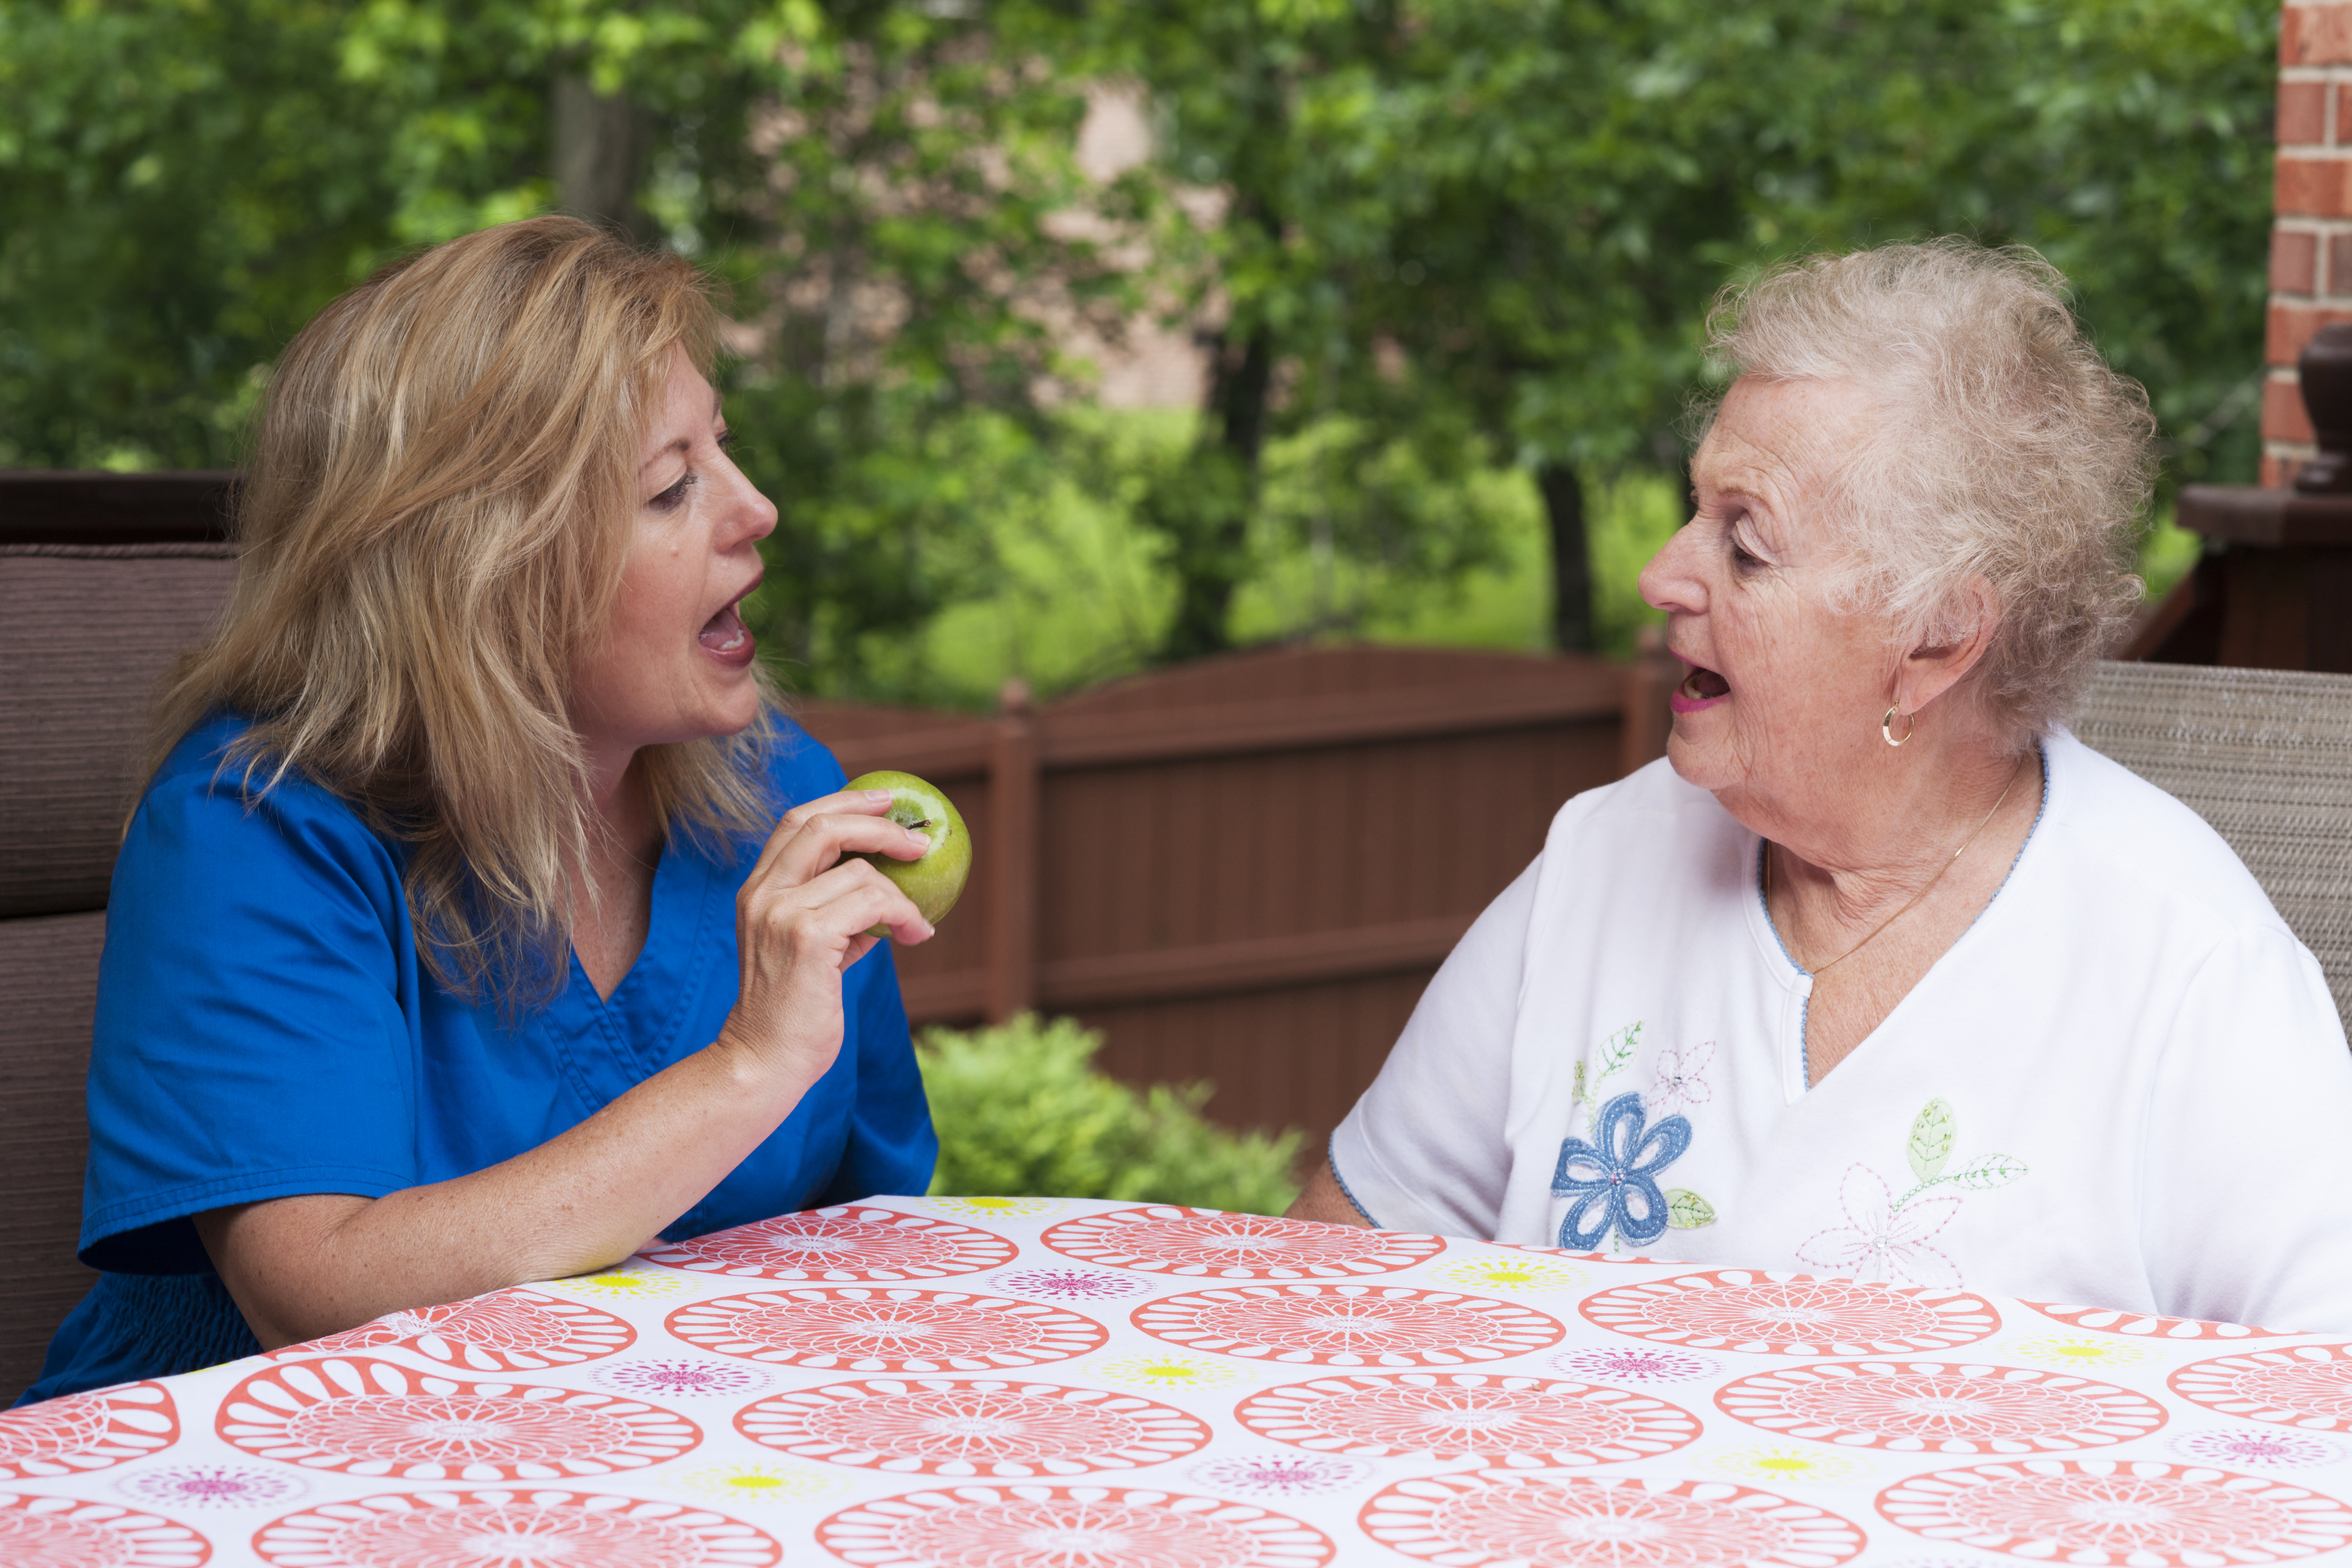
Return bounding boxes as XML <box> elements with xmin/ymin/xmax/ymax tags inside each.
<box><xmin>1700</xmin><ymin>238</ymin><xmax>2158</xmax><ymax>746</ymax></box>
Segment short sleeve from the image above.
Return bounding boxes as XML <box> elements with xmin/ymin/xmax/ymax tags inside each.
<box><xmin>2140</xmin><ymin>926</ymin><xmax>2352</xmax><ymax>1334</ymax></box>
<box><xmin>81</xmin><ymin>739</ymin><xmax>422</xmax><ymax>1272</ymax></box>
<box><xmin>1328</xmin><ymin>863</ymin><xmax>1536</xmax><ymax>1237</ymax></box>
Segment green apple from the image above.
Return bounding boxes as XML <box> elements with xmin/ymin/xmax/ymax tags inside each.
<box><xmin>845</xmin><ymin>769</ymin><xmax>971</xmax><ymax>932</ymax></box>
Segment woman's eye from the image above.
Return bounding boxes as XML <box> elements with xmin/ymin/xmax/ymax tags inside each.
<box><xmin>649</xmin><ymin>472</ymin><xmax>695</xmax><ymax>512</ymax></box>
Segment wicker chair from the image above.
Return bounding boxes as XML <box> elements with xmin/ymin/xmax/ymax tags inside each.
<box><xmin>2073</xmin><ymin>659</ymin><xmax>2352</xmax><ymax>1030</ymax></box>
<box><xmin>0</xmin><ymin>474</ymin><xmax>238</xmax><ymax>1400</ymax></box>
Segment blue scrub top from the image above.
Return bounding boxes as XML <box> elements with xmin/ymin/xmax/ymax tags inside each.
<box><xmin>21</xmin><ymin>710</ymin><xmax>936</xmax><ymax>1404</ymax></box>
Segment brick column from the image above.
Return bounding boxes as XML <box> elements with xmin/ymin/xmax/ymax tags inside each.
<box><xmin>2268</xmin><ymin>2</ymin><xmax>2352</xmax><ymax>485</ymax></box>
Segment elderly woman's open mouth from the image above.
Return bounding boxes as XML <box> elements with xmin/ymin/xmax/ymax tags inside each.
<box><xmin>1671</xmin><ymin>663</ymin><xmax>1731</xmax><ymax>713</ymax></box>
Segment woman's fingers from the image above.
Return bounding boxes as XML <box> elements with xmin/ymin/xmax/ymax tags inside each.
<box><xmin>745</xmin><ymin>787</ymin><xmax>893</xmax><ymax>886</ymax></box>
<box><xmin>746</xmin><ymin>793</ymin><xmax>930</xmax><ymax>892</ymax></box>
<box><xmin>744</xmin><ymin>857</ymin><xmax>934</xmax><ymax>954</ymax></box>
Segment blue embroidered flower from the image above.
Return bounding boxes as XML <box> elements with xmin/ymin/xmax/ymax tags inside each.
<box><xmin>1551</xmin><ymin>1092</ymin><xmax>1691</xmax><ymax>1250</ymax></box>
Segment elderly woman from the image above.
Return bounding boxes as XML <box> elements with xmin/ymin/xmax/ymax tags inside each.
<box><xmin>1291</xmin><ymin>240</ymin><xmax>2352</xmax><ymax>1332</ymax></box>
<box><xmin>22</xmin><ymin>217</ymin><xmax>939</xmax><ymax>1403</ymax></box>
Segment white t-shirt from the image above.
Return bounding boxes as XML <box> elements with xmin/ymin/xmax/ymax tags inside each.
<box><xmin>1331</xmin><ymin>730</ymin><xmax>2352</xmax><ymax>1334</ymax></box>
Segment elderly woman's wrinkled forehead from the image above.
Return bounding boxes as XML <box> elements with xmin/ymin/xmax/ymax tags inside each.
<box><xmin>1692</xmin><ymin>377</ymin><xmax>1877</xmax><ymax>536</ymax></box>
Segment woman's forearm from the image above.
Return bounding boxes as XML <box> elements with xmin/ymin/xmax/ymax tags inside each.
<box><xmin>197</xmin><ymin>1033</ymin><xmax>824</xmax><ymax>1348</ymax></box>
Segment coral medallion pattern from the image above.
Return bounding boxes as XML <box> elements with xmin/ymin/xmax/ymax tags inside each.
<box><xmin>0</xmin><ymin>1490</ymin><xmax>212</xmax><ymax>1568</ymax></box>
<box><xmin>1132</xmin><ymin>1284</ymin><xmax>1564</xmax><ymax>1366</ymax></box>
<box><xmin>816</xmin><ymin>1483</ymin><xmax>1337</xmax><ymax>1568</ymax></box>
<box><xmin>734</xmin><ymin>1377</ymin><xmax>1212</xmax><ymax>1477</ymax></box>
<box><xmin>2169</xmin><ymin>1343</ymin><xmax>2352</xmax><ymax>1431</ymax></box>
<box><xmin>1581</xmin><ymin>1270</ymin><xmax>2002</xmax><ymax>1355</ymax></box>
<box><xmin>663</xmin><ymin>1286</ymin><xmax>1106</xmax><ymax>1374</ymax></box>
<box><xmin>640</xmin><ymin>1206</ymin><xmax>1016</xmax><ymax>1282</ymax></box>
<box><xmin>288</xmin><ymin>1288</ymin><xmax>635</xmax><ymax>1371</ymax></box>
<box><xmin>0</xmin><ymin>1380</ymin><xmax>178</xmax><ymax>1480</ymax></box>
<box><xmin>1714</xmin><ymin>1361</ymin><xmax>2168</xmax><ymax>1452</ymax></box>
<box><xmin>215</xmin><ymin>1357</ymin><xmax>700</xmax><ymax>1481</ymax></box>
<box><xmin>1235</xmin><ymin>1371</ymin><xmax>1703</xmax><ymax>1467</ymax></box>
<box><xmin>2026</xmin><ymin>1300</ymin><xmax>2286</xmax><ymax>1340</ymax></box>
<box><xmin>1359</xmin><ymin>1471</ymin><xmax>1869</xmax><ymax>1567</ymax></box>
<box><xmin>1041</xmin><ymin>1206</ymin><xmax>1444</xmax><ymax>1278</ymax></box>
<box><xmin>249</xmin><ymin>1488</ymin><xmax>784</xmax><ymax>1567</ymax></box>
<box><xmin>1874</xmin><ymin>1458</ymin><xmax>2352</xmax><ymax>1565</ymax></box>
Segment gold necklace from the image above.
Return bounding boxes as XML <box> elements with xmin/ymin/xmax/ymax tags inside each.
<box><xmin>1769</xmin><ymin>753</ymin><xmax>2032</xmax><ymax>976</ymax></box>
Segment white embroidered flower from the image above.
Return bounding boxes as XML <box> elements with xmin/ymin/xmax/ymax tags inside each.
<box><xmin>1796</xmin><ymin>1165</ymin><xmax>1964</xmax><ymax>1290</ymax></box>
<box><xmin>1650</xmin><ymin>1040</ymin><xmax>1715</xmax><ymax>1115</ymax></box>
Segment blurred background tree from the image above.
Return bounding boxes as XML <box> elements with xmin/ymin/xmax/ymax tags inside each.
<box><xmin>0</xmin><ymin>0</ymin><xmax>2274</xmax><ymax>695</ymax></box>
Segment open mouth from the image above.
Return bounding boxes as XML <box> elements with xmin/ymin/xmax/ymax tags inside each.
<box><xmin>1670</xmin><ymin>663</ymin><xmax>1730</xmax><ymax>713</ymax></box>
<box><xmin>698</xmin><ymin>598</ymin><xmax>754</xmax><ymax>665</ymax></box>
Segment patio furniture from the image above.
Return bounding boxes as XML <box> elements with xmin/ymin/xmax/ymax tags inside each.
<box><xmin>2074</xmin><ymin>657</ymin><xmax>2352</xmax><ymax>1029</ymax></box>
<box><xmin>0</xmin><ymin>471</ymin><xmax>237</xmax><ymax>1400</ymax></box>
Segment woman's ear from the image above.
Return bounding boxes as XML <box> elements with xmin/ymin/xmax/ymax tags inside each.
<box><xmin>1896</xmin><ymin>576</ymin><xmax>2000</xmax><ymax>718</ymax></box>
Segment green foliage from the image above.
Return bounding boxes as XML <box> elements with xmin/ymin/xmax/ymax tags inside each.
<box><xmin>917</xmin><ymin>1013</ymin><xmax>1304</xmax><ymax>1215</ymax></box>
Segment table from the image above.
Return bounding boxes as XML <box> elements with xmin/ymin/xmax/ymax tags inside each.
<box><xmin>4</xmin><ymin>1196</ymin><xmax>2351</xmax><ymax>1566</ymax></box>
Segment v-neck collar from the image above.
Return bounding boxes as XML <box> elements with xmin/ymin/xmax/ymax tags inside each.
<box><xmin>544</xmin><ymin>832</ymin><xmax>724</xmax><ymax>1098</ymax></box>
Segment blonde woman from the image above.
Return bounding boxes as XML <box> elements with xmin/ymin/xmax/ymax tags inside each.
<box><xmin>22</xmin><ymin>218</ymin><xmax>938</xmax><ymax>1403</ymax></box>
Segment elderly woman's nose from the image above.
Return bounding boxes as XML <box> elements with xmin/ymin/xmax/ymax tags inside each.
<box><xmin>1637</xmin><ymin>524</ymin><xmax>1706</xmax><ymax>615</ymax></box>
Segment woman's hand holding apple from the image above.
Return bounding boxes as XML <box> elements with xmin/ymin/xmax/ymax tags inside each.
<box><xmin>713</xmin><ymin>787</ymin><xmax>935</xmax><ymax>1088</ymax></box>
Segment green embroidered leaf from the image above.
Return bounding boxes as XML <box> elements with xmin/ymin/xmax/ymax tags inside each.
<box><xmin>1596</xmin><ymin>1022</ymin><xmax>1642</xmax><ymax>1083</ymax></box>
<box><xmin>1946</xmin><ymin>1152</ymin><xmax>2028</xmax><ymax>1190</ymax></box>
<box><xmin>1664</xmin><ymin>1188</ymin><xmax>1717</xmax><ymax>1229</ymax></box>
<box><xmin>1908</xmin><ymin>1098</ymin><xmax>1956</xmax><ymax>1183</ymax></box>
<box><xmin>1571</xmin><ymin>1061</ymin><xmax>1588</xmax><ymax>1108</ymax></box>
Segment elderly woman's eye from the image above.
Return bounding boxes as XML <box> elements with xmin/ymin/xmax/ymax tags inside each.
<box><xmin>649</xmin><ymin>472</ymin><xmax>695</xmax><ymax>512</ymax></box>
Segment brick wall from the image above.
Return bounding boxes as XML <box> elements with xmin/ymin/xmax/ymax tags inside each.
<box><xmin>2268</xmin><ymin>2</ymin><xmax>2352</xmax><ymax>484</ymax></box>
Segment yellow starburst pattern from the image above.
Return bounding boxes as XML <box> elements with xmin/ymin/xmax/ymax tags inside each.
<box><xmin>1084</xmin><ymin>1352</ymin><xmax>1257</xmax><ymax>1391</ymax></box>
<box><xmin>919</xmin><ymin>1195</ymin><xmax>1071</xmax><ymax>1220</ymax></box>
<box><xmin>542</xmin><ymin>1264</ymin><xmax>696</xmax><ymax>1300</ymax></box>
<box><xmin>672</xmin><ymin>1462</ymin><xmax>847</xmax><ymax>1506</ymax></box>
<box><xmin>1428</xmin><ymin>1253</ymin><xmax>1589</xmax><ymax>1294</ymax></box>
<box><xmin>2002</xmin><ymin>1334</ymin><xmax>2156</xmax><ymax>1369</ymax></box>
<box><xmin>1701</xmin><ymin>1445</ymin><xmax>1872</xmax><ymax>1485</ymax></box>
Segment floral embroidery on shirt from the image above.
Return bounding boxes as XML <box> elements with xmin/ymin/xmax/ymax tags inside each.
<box><xmin>1796</xmin><ymin>1097</ymin><xmax>2026</xmax><ymax>1290</ymax></box>
<box><xmin>1559</xmin><ymin>1022</ymin><xmax>1717</xmax><ymax>1249</ymax></box>
<box><xmin>1650</xmin><ymin>1040</ymin><xmax>1714</xmax><ymax>1115</ymax></box>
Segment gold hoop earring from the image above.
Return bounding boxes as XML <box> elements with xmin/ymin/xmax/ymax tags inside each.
<box><xmin>1882</xmin><ymin>706</ymin><xmax>1916</xmax><ymax>747</ymax></box>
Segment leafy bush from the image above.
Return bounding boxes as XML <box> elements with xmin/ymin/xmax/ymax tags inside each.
<box><xmin>916</xmin><ymin>1014</ymin><xmax>1304</xmax><ymax>1215</ymax></box>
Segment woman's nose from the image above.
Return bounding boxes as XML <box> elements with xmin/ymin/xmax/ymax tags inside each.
<box><xmin>720</xmin><ymin>466</ymin><xmax>778</xmax><ymax>549</ymax></box>
<box><xmin>1638</xmin><ymin>523</ymin><xmax>1707</xmax><ymax>617</ymax></box>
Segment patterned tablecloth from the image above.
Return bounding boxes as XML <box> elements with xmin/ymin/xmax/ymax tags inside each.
<box><xmin>7</xmin><ymin>1196</ymin><xmax>2352</xmax><ymax>1567</ymax></box>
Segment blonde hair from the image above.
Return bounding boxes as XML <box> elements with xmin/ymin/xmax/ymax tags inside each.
<box><xmin>149</xmin><ymin>215</ymin><xmax>783</xmax><ymax>1003</ymax></box>
<box><xmin>1701</xmin><ymin>238</ymin><xmax>2158</xmax><ymax>745</ymax></box>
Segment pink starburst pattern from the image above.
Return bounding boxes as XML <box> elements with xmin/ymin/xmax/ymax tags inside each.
<box><xmin>1042</xmin><ymin>1206</ymin><xmax>1444</xmax><ymax>1279</ymax></box>
<box><xmin>1581</xmin><ymin>1270</ymin><xmax>2000</xmax><ymax>1356</ymax></box>
<box><xmin>289</xmin><ymin>1289</ymin><xmax>635</xmax><ymax>1372</ymax></box>
<box><xmin>2024</xmin><ymin>1300</ymin><xmax>2286</xmax><ymax>1340</ymax></box>
<box><xmin>817</xmin><ymin>1483</ymin><xmax>1335</xmax><ymax>1568</ymax></box>
<box><xmin>251</xmin><ymin>1488</ymin><xmax>782</xmax><ymax>1567</ymax></box>
<box><xmin>1132</xmin><ymin>1283</ymin><xmax>1564</xmax><ymax>1366</ymax></box>
<box><xmin>0</xmin><ymin>1491</ymin><xmax>211</xmax><ymax>1567</ymax></box>
<box><xmin>987</xmin><ymin>1267</ymin><xmax>1156</xmax><ymax>1302</ymax></box>
<box><xmin>664</xmin><ymin>1286</ymin><xmax>1107</xmax><ymax>1373</ymax></box>
<box><xmin>736</xmin><ymin>1377</ymin><xmax>1212</xmax><ymax>1477</ymax></box>
<box><xmin>2169</xmin><ymin>1343</ymin><xmax>2352</xmax><ymax>1431</ymax></box>
<box><xmin>1550</xmin><ymin>1347</ymin><xmax>1722</xmax><ymax>1384</ymax></box>
<box><xmin>215</xmin><ymin>1356</ymin><xmax>700</xmax><ymax>1481</ymax></box>
<box><xmin>0</xmin><ymin>1379</ymin><xmax>178</xmax><ymax>1480</ymax></box>
<box><xmin>117</xmin><ymin>1465</ymin><xmax>305</xmax><ymax>1510</ymax></box>
<box><xmin>1190</xmin><ymin>1453</ymin><xmax>1372</xmax><ymax>1499</ymax></box>
<box><xmin>1875</xmin><ymin>1458</ymin><xmax>2352</xmax><ymax>1565</ymax></box>
<box><xmin>1715</xmin><ymin>1361</ymin><xmax>2167</xmax><ymax>1454</ymax></box>
<box><xmin>2174</xmin><ymin>1428</ymin><xmax>2346</xmax><ymax>1470</ymax></box>
<box><xmin>1360</xmin><ymin>1470</ymin><xmax>1867</xmax><ymax>1567</ymax></box>
<box><xmin>1236</xmin><ymin>1371</ymin><xmax>1702</xmax><ymax>1468</ymax></box>
<box><xmin>590</xmin><ymin>1359</ymin><xmax>773</xmax><ymax>1400</ymax></box>
<box><xmin>640</xmin><ymin>1206</ymin><xmax>1016</xmax><ymax>1283</ymax></box>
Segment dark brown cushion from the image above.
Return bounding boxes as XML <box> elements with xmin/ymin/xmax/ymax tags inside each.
<box><xmin>0</xmin><ymin>910</ymin><xmax>103</xmax><ymax>1401</ymax></box>
<box><xmin>0</xmin><ymin>544</ymin><xmax>238</xmax><ymax>918</ymax></box>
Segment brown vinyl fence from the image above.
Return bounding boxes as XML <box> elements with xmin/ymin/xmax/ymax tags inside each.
<box><xmin>798</xmin><ymin>643</ymin><xmax>1678</xmax><ymax>1155</ymax></box>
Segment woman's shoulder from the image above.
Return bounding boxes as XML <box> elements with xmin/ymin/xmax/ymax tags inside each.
<box><xmin>2038</xmin><ymin>728</ymin><xmax>2292</xmax><ymax>940</ymax></box>
<box><xmin>1543</xmin><ymin>754</ymin><xmax>1743</xmax><ymax>856</ymax></box>
<box><xmin>758</xmin><ymin>709</ymin><xmax>851</xmax><ymax>804</ymax></box>
<box><xmin>142</xmin><ymin>712</ymin><xmax>381</xmax><ymax>837</ymax></box>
